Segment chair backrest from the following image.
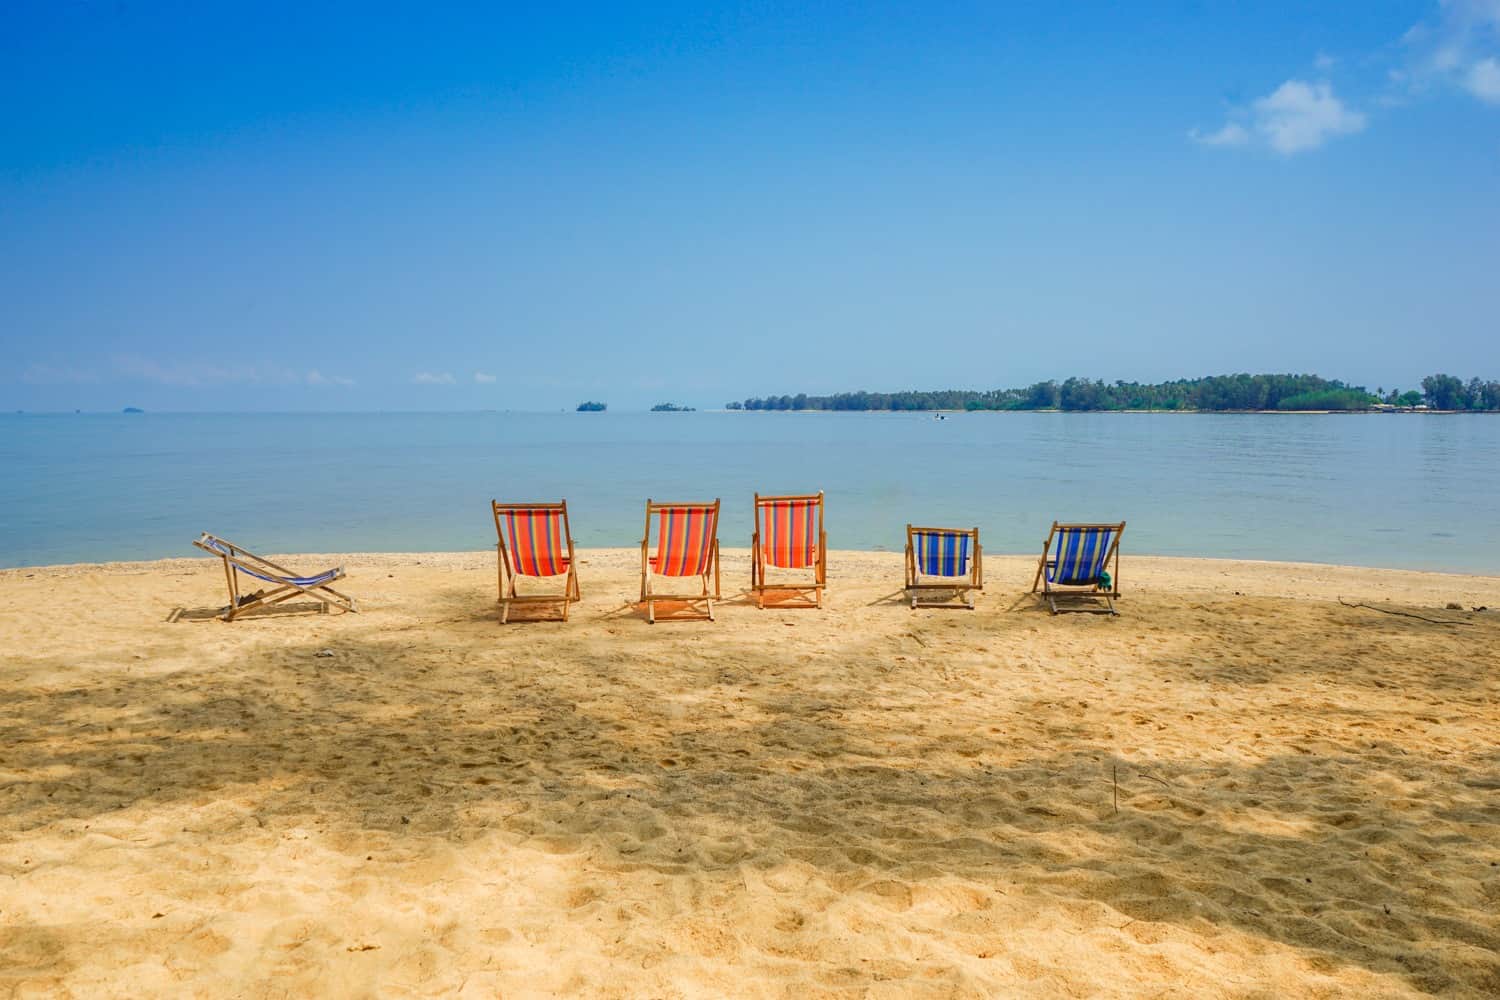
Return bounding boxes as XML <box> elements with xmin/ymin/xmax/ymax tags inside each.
<box><xmin>1050</xmin><ymin>524</ymin><xmax>1121</xmax><ymax>585</ymax></box>
<box><xmin>494</xmin><ymin>502</ymin><xmax>571</xmax><ymax>577</ymax></box>
<box><xmin>649</xmin><ymin>501</ymin><xmax>719</xmax><ymax>577</ymax></box>
<box><xmin>195</xmin><ymin>532</ymin><xmax>337</xmax><ymax>587</ymax></box>
<box><xmin>911</xmin><ymin>528</ymin><xmax>974</xmax><ymax>578</ymax></box>
<box><xmin>756</xmin><ymin>492</ymin><xmax>823</xmax><ymax>569</ymax></box>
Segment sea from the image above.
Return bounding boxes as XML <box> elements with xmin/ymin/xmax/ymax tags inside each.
<box><xmin>2</xmin><ymin>411</ymin><xmax>1497</xmax><ymax>573</ymax></box>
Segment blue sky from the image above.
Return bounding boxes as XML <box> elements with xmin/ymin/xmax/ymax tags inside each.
<box><xmin>3</xmin><ymin>1</ymin><xmax>1497</xmax><ymax>412</ymax></box>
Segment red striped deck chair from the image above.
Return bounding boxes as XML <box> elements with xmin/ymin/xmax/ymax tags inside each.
<box><xmin>904</xmin><ymin>525</ymin><xmax>983</xmax><ymax>609</ymax></box>
<box><xmin>493</xmin><ymin>500</ymin><xmax>581</xmax><ymax>624</ymax></box>
<box><xmin>750</xmin><ymin>491</ymin><xmax>826</xmax><ymax>609</ymax></box>
<box><xmin>639</xmin><ymin>499</ymin><xmax>721</xmax><ymax>623</ymax></box>
<box><xmin>1030</xmin><ymin>521</ymin><xmax>1125</xmax><ymax>615</ymax></box>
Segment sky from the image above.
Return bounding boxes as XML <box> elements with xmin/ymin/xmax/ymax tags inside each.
<box><xmin>2</xmin><ymin>1</ymin><xmax>1497</xmax><ymax>412</ymax></box>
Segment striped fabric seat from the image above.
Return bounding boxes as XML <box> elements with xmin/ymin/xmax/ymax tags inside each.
<box><xmin>912</xmin><ymin>530</ymin><xmax>971</xmax><ymax>578</ymax></box>
<box><xmin>1046</xmin><ymin>526</ymin><xmax>1116</xmax><ymax>585</ymax></box>
<box><xmin>502</xmin><ymin>509</ymin><xmax>569</xmax><ymax>577</ymax></box>
<box><xmin>192</xmin><ymin>532</ymin><xmax>356</xmax><ymax>622</ymax></box>
<box><xmin>650</xmin><ymin>505</ymin><xmax>718</xmax><ymax>577</ymax></box>
<box><xmin>761</xmin><ymin>499</ymin><xmax>820</xmax><ymax>569</ymax></box>
<box><xmin>203</xmin><ymin>537</ymin><xmax>341</xmax><ymax>588</ymax></box>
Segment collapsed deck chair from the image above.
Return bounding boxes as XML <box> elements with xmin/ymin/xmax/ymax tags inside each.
<box><xmin>493</xmin><ymin>500</ymin><xmax>581</xmax><ymax>623</ymax></box>
<box><xmin>639</xmin><ymin>499</ymin><xmax>722</xmax><ymax>623</ymax></box>
<box><xmin>904</xmin><ymin>525</ymin><xmax>983</xmax><ymax>609</ymax></box>
<box><xmin>1031</xmin><ymin>521</ymin><xmax>1125</xmax><ymax>615</ymax></box>
<box><xmin>750</xmin><ymin>491</ymin><xmax>827</xmax><ymax>609</ymax></box>
<box><xmin>193</xmin><ymin>532</ymin><xmax>356</xmax><ymax>621</ymax></box>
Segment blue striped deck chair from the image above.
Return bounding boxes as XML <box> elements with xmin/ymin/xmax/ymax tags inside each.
<box><xmin>193</xmin><ymin>532</ymin><xmax>356</xmax><ymax>621</ymax></box>
<box><xmin>1030</xmin><ymin>521</ymin><xmax>1125</xmax><ymax>615</ymax></box>
<box><xmin>904</xmin><ymin>525</ymin><xmax>983</xmax><ymax>609</ymax></box>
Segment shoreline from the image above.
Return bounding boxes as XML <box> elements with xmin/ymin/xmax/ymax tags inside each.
<box><xmin>6</xmin><ymin>548</ymin><xmax>1498</xmax><ymax>607</ymax></box>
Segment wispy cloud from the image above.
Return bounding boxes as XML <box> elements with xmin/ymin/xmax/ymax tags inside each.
<box><xmin>1192</xmin><ymin>80</ymin><xmax>1365</xmax><ymax>155</ymax></box>
<box><xmin>115</xmin><ymin>358</ymin><xmax>277</xmax><ymax>386</ymax></box>
<box><xmin>21</xmin><ymin>364</ymin><xmax>101</xmax><ymax>384</ymax></box>
<box><xmin>1188</xmin><ymin>122</ymin><xmax>1250</xmax><ymax>147</ymax></box>
<box><xmin>109</xmin><ymin>357</ymin><xmax>352</xmax><ymax>387</ymax></box>
<box><xmin>1399</xmin><ymin>0</ymin><xmax>1500</xmax><ymax>100</ymax></box>
<box><xmin>1468</xmin><ymin>56</ymin><xmax>1500</xmax><ymax>101</ymax></box>
<box><xmin>474</xmin><ymin>371</ymin><xmax>497</xmax><ymax>384</ymax></box>
<box><xmin>413</xmin><ymin>371</ymin><xmax>456</xmax><ymax>385</ymax></box>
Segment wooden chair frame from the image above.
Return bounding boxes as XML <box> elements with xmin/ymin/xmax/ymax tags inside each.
<box><xmin>750</xmin><ymin>491</ymin><xmax>827</xmax><ymax>609</ymax></box>
<box><xmin>1030</xmin><ymin>521</ymin><xmax>1125</xmax><ymax>615</ymax></box>
<box><xmin>639</xmin><ymin>499</ymin><xmax>722</xmax><ymax>624</ymax></box>
<box><xmin>493</xmin><ymin>500</ymin><xmax>581</xmax><ymax>624</ymax></box>
<box><xmin>192</xmin><ymin>532</ymin><xmax>356</xmax><ymax>622</ymax></box>
<box><xmin>904</xmin><ymin>525</ymin><xmax>983</xmax><ymax>609</ymax></box>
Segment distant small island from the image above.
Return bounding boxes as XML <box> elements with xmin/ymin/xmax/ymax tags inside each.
<box><xmin>576</xmin><ymin>401</ymin><xmax>607</xmax><ymax>412</ymax></box>
<box><xmin>728</xmin><ymin>373</ymin><xmax>1500</xmax><ymax>413</ymax></box>
<box><xmin>650</xmin><ymin>403</ymin><xmax>696</xmax><ymax>412</ymax></box>
<box><xmin>122</xmin><ymin>407</ymin><xmax>144</xmax><ymax>414</ymax></box>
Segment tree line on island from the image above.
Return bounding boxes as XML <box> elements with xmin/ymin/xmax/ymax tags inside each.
<box><xmin>725</xmin><ymin>373</ymin><xmax>1500</xmax><ymax>413</ymax></box>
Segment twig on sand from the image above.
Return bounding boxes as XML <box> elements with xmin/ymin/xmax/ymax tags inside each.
<box><xmin>1112</xmin><ymin>765</ymin><xmax>1118</xmax><ymax>814</ymax></box>
<box><xmin>1337</xmin><ymin>598</ymin><xmax>1474</xmax><ymax>626</ymax></box>
<box><xmin>1137</xmin><ymin>771</ymin><xmax>1173</xmax><ymax>789</ymax></box>
<box><xmin>907</xmin><ymin>632</ymin><xmax>927</xmax><ymax>647</ymax></box>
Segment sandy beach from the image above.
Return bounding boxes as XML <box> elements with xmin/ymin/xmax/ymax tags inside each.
<box><xmin>2</xmin><ymin>549</ymin><xmax>1498</xmax><ymax>998</ymax></box>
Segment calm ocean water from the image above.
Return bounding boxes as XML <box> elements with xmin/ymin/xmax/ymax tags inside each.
<box><xmin>2</xmin><ymin>411</ymin><xmax>1498</xmax><ymax>572</ymax></box>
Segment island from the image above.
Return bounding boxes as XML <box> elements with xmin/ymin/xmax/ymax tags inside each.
<box><xmin>727</xmin><ymin>372</ymin><xmax>1500</xmax><ymax>413</ymax></box>
<box><xmin>575</xmin><ymin>401</ymin><xmax>607</xmax><ymax>412</ymax></box>
<box><xmin>650</xmin><ymin>403</ymin><xmax>696</xmax><ymax>412</ymax></box>
<box><xmin>122</xmin><ymin>407</ymin><xmax>144</xmax><ymax>414</ymax></box>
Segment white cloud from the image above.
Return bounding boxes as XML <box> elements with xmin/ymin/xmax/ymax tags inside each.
<box><xmin>414</xmin><ymin>371</ymin><xmax>456</xmax><ymax>385</ymax></box>
<box><xmin>1467</xmin><ymin>56</ymin><xmax>1500</xmax><ymax>100</ymax></box>
<box><xmin>474</xmin><ymin>371</ymin><xmax>497</xmax><ymax>384</ymax></box>
<box><xmin>1314</xmin><ymin>51</ymin><xmax>1337</xmax><ymax>71</ymax></box>
<box><xmin>1192</xmin><ymin>79</ymin><xmax>1365</xmax><ymax>155</ymax></box>
<box><xmin>1253</xmin><ymin>80</ymin><xmax>1367</xmax><ymax>153</ymax></box>
<box><xmin>307</xmin><ymin>370</ymin><xmax>354</xmax><ymax>387</ymax></box>
<box><xmin>1189</xmin><ymin>122</ymin><xmax>1250</xmax><ymax>147</ymax></box>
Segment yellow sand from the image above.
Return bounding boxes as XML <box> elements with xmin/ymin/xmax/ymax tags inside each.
<box><xmin>2</xmin><ymin>550</ymin><xmax>1499</xmax><ymax>998</ymax></box>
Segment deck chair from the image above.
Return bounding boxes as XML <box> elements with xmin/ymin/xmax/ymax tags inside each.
<box><xmin>193</xmin><ymin>532</ymin><xmax>356</xmax><ymax>621</ymax></box>
<box><xmin>639</xmin><ymin>499</ymin><xmax>721</xmax><ymax>623</ymax></box>
<box><xmin>750</xmin><ymin>491</ymin><xmax>826</xmax><ymax>609</ymax></box>
<box><xmin>905</xmin><ymin>525</ymin><xmax>983</xmax><ymax>609</ymax></box>
<box><xmin>1031</xmin><ymin>521</ymin><xmax>1125</xmax><ymax>615</ymax></box>
<box><xmin>493</xmin><ymin>500</ymin><xmax>581</xmax><ymax>623</ymax></box>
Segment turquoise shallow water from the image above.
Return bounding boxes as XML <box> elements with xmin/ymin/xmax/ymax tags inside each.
<box><xmin>2</xmin><ymin>411</ymin><xmax>1497</xmax><ymax>572</ymax></box>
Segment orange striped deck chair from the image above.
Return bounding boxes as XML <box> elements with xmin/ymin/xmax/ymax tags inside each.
<box><xmin>750</xmin><ymin>491</ymin><xmax>826</xmax><ymax>609</ymax></box>
<box><xmin>493</xmin><ymin>500</ymin><xmax>581</xmax><ymax>624</ymax></box>
<box><xmin>639</xmin><ymin>499</ymin><xmax>721</xmax><ymax>623</ymax></box>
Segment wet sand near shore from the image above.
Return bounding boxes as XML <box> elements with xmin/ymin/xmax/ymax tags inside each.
<box><xmin>2</xmin><ymin>550</ymin><xmax>1498</xmax><ymax>997</ymax></box>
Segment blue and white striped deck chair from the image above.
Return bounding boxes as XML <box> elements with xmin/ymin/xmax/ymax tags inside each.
<box><xmin>1031</xmin><ymin>521</ymin><xmax>1125</xmax><ymax>614</ymax></box>
<box><xmin>904</xmin><ymin>525</ymin><xmax>983</xmax><ymax>609</ymax></box>
<box><xmin>193</xmin><ymin>532</ymin><xmax>356</xmax><ymax>621</ymax></box>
